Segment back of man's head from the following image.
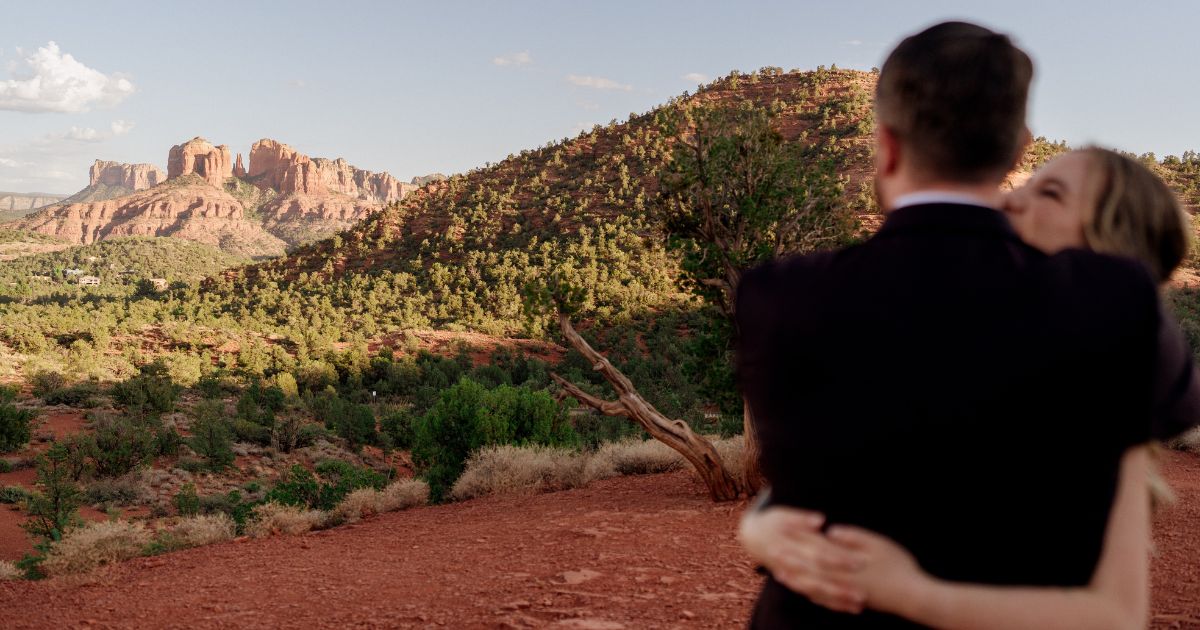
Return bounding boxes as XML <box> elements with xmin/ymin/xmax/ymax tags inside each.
<box><xmin>876</xmin><ymin>21</ymin><xmax>1034</xmax><ymax>184</ymax></box>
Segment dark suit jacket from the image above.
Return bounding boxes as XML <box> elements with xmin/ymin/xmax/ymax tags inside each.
<box><xmin>736</xmin><ymin>203</ymin><xmax>1200</xmax><ymax>629</ymax></box>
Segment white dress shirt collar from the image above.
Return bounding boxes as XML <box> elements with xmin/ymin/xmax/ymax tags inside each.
<box><xmin>892</xmin><ymin>190</ymin><xmax>997</xmax><ymax>211</ymax></box>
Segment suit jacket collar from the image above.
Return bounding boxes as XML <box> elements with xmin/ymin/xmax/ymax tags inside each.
<box><xmin>876</xmin><ymin>203</ymin><xmax>1023</xmax><ymax>242</ymax></box>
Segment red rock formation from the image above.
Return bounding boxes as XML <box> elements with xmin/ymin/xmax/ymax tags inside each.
<box><xmin>233</xmin><ymin>153</ymin><xmax>247</xmax><ymax>178</ymax></box>
<box><xmin>167</xmin><ymin>137</ymin><xmax>232</xmax><ymax>187</ymax></box>
<box><xmin>18</xmin><ymin>180</ymin><xmax>285</xmax><ymax>258</ymax></box>
<box><xmin>89</xmin><ymin>160</ymin><xmax>166</xmax><ymax>191</ymax></box>
<box><xmin>248</xmin><ymin>139</ymin><xmax>413</xmax><ymax>202</ymax></box>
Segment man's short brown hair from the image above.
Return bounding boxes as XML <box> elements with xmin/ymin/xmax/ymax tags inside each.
<box><xmin>876</xmin><ymin>21</ymin><xmax>1034</xmax><ymax>183</ymax></box>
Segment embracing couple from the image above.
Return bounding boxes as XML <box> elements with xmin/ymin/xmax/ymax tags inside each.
<box><xmin>735</xmin><ymin>21</ymin><xmax>1200</xmax><ymax>630</ymax></box>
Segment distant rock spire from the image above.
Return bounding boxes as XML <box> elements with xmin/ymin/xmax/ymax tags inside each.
<box><xmin>233</xmin><ymin>153</ymin><xmax>247</xmax><ymax>178</ymax></box>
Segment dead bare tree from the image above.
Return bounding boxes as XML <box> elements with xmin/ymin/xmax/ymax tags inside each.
<box><xmin>550</xmin><ymin>312</ymin><xmax>743</xmax><ymax>501</ymax></box>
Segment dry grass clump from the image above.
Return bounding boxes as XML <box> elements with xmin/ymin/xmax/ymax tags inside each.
<box><xmin>330</xmin><ymin>480</ymin><xmax>430</xmax><ymax>523</ymax></box>
<box><xmin>167</xmin><ymin>513</ymin><xmax>237</xmax><ymax>548</ymax></box>
<box><xmin>245</xmin><ymin>502</ymin><xmax>326</xmax><ymax>538</ymax></box>
<box><xmin>712</xmin><ymin>435</ymin><xmax>747</xmax><ymax>489</ymax></box>
<box><xmin>42</xmin><ymin>520</ymin><xmax>151</xmax><ymax>576</ymax></box>
<box><xmin>378</xmin><ymin>479</ymin><xmax>429</xmax><ymax>512</ymax></box>
<box><xmin>451</xmin><ymin>445</ymin><xmax>587</xmax><ymax>501</ymax></box>
<box><xmin>589</xmin><ymin>438</ymin><xmax>686</xmax><ymax>478</ymax></box>
<box><xmin>0</xmin><ymin>560</ymin><xmax>20</xmax><ymax>580</ymax></box>
<box><xmin>1168</xmin><ymin>427</ymin><xmax>1200</xmax><ymax>454</ymax></box>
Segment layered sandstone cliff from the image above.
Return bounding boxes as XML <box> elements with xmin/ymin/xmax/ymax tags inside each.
<box><xmin>247</xmin><ymin>139</ymin><xmax>415</xmax><ymax>202</ymax></box>
<box><xmin>0</xmin><ymin>192</ymin><xmax>66</xmax><ymax>214</ymax></box>
<box><xmin>19</xmin><ymin>136</ymin><xmax>417</xmax><ymax>256</ymax></box>
<box><xmin>90</xmin><ymin>160</ymin><xmax>166</xmax><ymax>190</ymax></box>
<box><xmin>168</xmin><ymin>137</ymin><xmax>233</xmax><ymax>187</ymax></box>
<box><xmin>19</xmin><ymin>176</ymin><xmax>286</xmax><ymax>258</ymax></box>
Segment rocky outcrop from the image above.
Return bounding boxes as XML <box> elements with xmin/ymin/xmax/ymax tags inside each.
<box><xmin>247</xmin><ymin>139</ymin><xmax>414</xmax><ymax>202</ymax></box>
<box><xmin>168</xmin><ymin>137</ymin><xmax>232</xmax><ymax>187</ymax></box>
<box><xmin>18</xmin><ymin>178</ymin><xmax>286</xmax><ymax>258</ymax></box>
<box><xmin>0</xmin><ymin>192</ymin><xmax>66</xmax><ymax>214</ymax></box>
<box><xmin>233</xmin><ymin>153</ymin><xmax>247</xmax><ymax>178</ymax></box>
<box><xmin>89</xmin><ymin>160</ymin><xmax>165</xmax><ymax>191</ymax></box>
<box><xmin>411</xmin><ymin>173</ymin><xmax>448</xmax><ymax>186</ymax></box>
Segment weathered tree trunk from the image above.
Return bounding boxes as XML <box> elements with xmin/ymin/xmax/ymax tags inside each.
<box><xmin>550</xmin><ymin>313</ymin><xmax>743</xmax><ymax>502</ymax></box>
<box><xmin>741</xmin><ymin>398</ymin><xmax>764</xmax><ymax>494</ymax></box>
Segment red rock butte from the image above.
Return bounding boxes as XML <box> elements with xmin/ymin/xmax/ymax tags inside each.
<box><xmin>248</xmin><ymin>138</ymin><xmax>415</xmax><ymax>202</ymax></box>
<box><xmin>89</xmin><ymin>160</ymin><xmax>166</xmax><ymax>191</ymax></box>
<box><xmin>167</xmin><ymin>137</ymin><xmax>233</xmax><ymax>187</ymax></box>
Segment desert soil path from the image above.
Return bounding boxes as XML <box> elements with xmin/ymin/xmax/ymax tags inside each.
<box><xmin>2</xmin><ymin>451</ymin><xmax>1198</xmax><ymax>629</ymax></box>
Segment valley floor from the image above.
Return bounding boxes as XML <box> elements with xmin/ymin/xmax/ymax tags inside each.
<box><xmin>1</xmin><ymin>452</ymin><xmax>1197</xmax><ymax>629</ymax></box>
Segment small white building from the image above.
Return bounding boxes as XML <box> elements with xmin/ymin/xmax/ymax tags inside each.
<box><xmin>64</xmin><ymin>268</ymin><xmax>84</xmax><ymax>276</ymax></box>
<box><xmin>149</xmin><ymin>278</ymin><xmax>168</xmax><ymax>291</ymax></box>
<box><xmin>78</xmin><ymin>276</ymin><xmax>101</xmax><ymax>286</ymax></box>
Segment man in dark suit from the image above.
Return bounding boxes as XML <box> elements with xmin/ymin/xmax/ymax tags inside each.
<box><xmin>736</xmin><ymin>22</ymin><xmax>1199</xmax><ymax>629</ymax></box>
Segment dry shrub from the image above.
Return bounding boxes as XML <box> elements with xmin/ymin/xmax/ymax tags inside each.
<box><xmin>42</xmin><ymin>520</ymin><xmax>151</xmax><ymax>576</ymax></box>
<box><xmin>378</xmin><ymin>479</ymin><xmax>429</xmax><ymax>512</ymax></box>
<box><xmin>245</xmin><ymin>502</ymin><xmax>325</xmax><ymax>538</ymax></box>
<box><xmin>1167</xmin><ymin>427</ymin><xmax>1200</xmax><ymax>454</ymax></box>
<box><xmin>588</xmin><ymin>439</ymin><xmax>685</xmax><ymax>478</ymax></box>
<box><xmin>168</xmin><ymin>513</ymin><xmax>236</xmax><ymax>548</ymax></box>
<box><xmin>712</xmin><ymin>435</ymin><xmax>747</xmax><ymax>489</ymax></box>
<box><xmin>329</xmin><ymin>488</ymin><xmax>383</xmax><ymax>524</ymax></box>
<box><xmin>0</xmin><ymin>560</ymin><xmax>19</xmax><ymax>580</ymax></box>
<box><xmin>328</xmin><ymin>479</ymin><xmax>429</xmax><ymax>524</ymax></box>
<box><xmin>451</xmin><ymin>445</ymin><xmax>587</xmax><ymax>501</ymax></box>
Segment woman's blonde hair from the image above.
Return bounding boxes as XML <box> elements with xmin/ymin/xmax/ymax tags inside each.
<box><xmin>1079</xmin><ymin>147</ymin><xmax>1191</xmax><ymax>283</ymax></box>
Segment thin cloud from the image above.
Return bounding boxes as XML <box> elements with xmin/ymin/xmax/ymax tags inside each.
<box><xmin>683</xmin><ymin>72</ymin><xmax>709</xmax><ymax>84</ymax></box>
<box><xmin>0</xmin><ymin>157</ymin><xmax>28</xmax><ymax>168</ymax></box>
<box><xmin>493</xmin><ymin>51</ymin><xmax>533</xmax><ymax>67</ymax></box>
<box><xmin>0</xmin><ymin>42</ymin><xmax>135</xmax><ymax>113</ymax></box>
<box><xmin>566</xmin><ymin>74</ymin><xmax>633</xmax><ymax>91</ymax></box>
<box><xmin>59</xmin><ymin>120</ymin><xmax>135</xmax><ymax>143</ymax></box>
<box><xmin>843</xmin><ymin>39</ymin><xmax>864</xmax><ymax>46</ymax></box>
<box><xmin>288</xmin><ymin>79</ymin><xmax>308</xmax><ymax>89</ymax></box>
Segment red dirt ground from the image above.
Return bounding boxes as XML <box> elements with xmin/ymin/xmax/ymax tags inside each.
<box><xmin>1</xmin><ymin>452</ymin><xmax>1197</xmax><ymax>629</ymax></box>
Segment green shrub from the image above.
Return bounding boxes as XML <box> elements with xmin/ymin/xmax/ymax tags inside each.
<box><xmin>0</xmin><ymin>485</ymin><xmax>31</xmax><ymax>504</ymax></box>
<box><xmin>236</xmin><ymin>382</ymin><xmax>285</xmax><ymax>427</ymax></box>
<box><xmin>0</xmin><ymin>459</ymin><xmax>11</xmax><ymax>473</ymax></box>
<box><xmin>90</xmin><ymin>416</ymin><xmax>156</xmax><ymax>477</ymax></box>
<box><xmin>188</xmin><ymin>401</ymin><xmax>235</xmax><ymax>471</ymax></box>
<box><xmin>41</xmin><ymin>381</ymin><xmax>101</xmax><ymax>408</ymax></box>
<box><xmin>265</xmin><ymin>460</ymin><xmax>388</xmax><ymax>512</ymax></box>
<box><xmin>83</xmin><ymin>476</ymin><xmax>148</xmax><ymax>509</ymax></box>
<box><xmin>29</xmin><ymin>371</ymin><xmax>66</xmax><ymax>399</ymax></box>
<box><xmin>380</xmin><ymin>409</ymin><xmax>416</xmax><ymax>451</ymax></box>
<box><xmin>0</xmin><ymin>402</ymin><xmax>36</xmax><ymax>453</ymax></box>
<box><xmin>412</xmin><ymin>378</ymin><xmax>576</xmax><ymax>502</ymax></box>
<box><xmin>312</xmin><ymin>395</ymin><xmax>377</xmax><ymax>450</ymax></box>
<box><xmin>110</xmin><ymin>361</ymin><xmax>179</xmax><ymax>418</ymax></box>
<box><xmin>173</xmin><ymin>482</ymin><xmax>201</xmax><ymax>517</ymax></box>
<box><xmin>230</xmin><ymin>419</ymin><xmax>272</xmax><ymax>446</ymax></box>
<box><xmin>22</xmin><ymin>449</ymin><xmax>84</xmax><ymax>545</ymax></box>
<box><xmin>0</xmin><ymin>385</ymin><xmax>15</xmax><ymax>404</ymax></box>
<box><xmin>154</xmin><ymin>426</ymin><xmax>183</xmax><ymax>457</ymax></box>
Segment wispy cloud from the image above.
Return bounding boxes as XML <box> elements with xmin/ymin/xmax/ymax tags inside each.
<box><xmin>59</xmin><ymin>120</ymin><xmax>135</xmax><ymax>143</ymax></box>
<box><xmin>288</xmin><ymin>79</ymin><xmax>308</xmax><ymax>89</ymax></box>
<box><xmin>492</xmin><ymin>51</ymin><xmax>533</xmax><ymax>67</ymax></box>
<box><xmin>0</xmin><ymin>42</ymin><xmax>135</xmax><ymax>113</ymax></box>
<box><xmin>843</xmin><ymin>39</ymin><xmax>864</xmax><ymax>46</ymax></box>
<box><xmin>566</xmin><ymin>74</ymin><xmax>632</xmax><ymax>91</ymax></box>
<box><xmin>683</xmin><ymin>72</ymin><xmax>709</xmax><ymax>84</ymax></box>
<box><xmin>0</xmin><ymin>157</ymin><xmax>28</xmax><ymax>168</ymax></box>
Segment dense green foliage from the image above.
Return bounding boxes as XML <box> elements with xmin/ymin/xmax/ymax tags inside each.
<box><xmin>0</xmin><ymin>390</ymin><xmax>36</xmax><ymax>452</ymax></box>
<box><xmin>265</xmin><ymin>460</ymin><xmax>389</xmax><ymax>511</ymax></box>
<box><xmin>412</xmin><ymin>378</ymin><xmax>577</xmax><ymax>502</ymax></box>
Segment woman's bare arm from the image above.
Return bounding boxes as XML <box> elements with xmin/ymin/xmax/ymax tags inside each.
<box><xmin>832</xmin><ymin>446</ymin><xmax>1152</xmax><ymax>630</ymax></box>
<box><xmin>740</xmin><ymin>446</ymin><xmax>1153</xmax><ymax>629</ymax></box>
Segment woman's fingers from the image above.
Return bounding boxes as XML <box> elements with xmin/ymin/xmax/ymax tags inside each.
<box><xmin>775</xmin><ymin>570</ymin><xmax>866</xmax><ymax>614</ymax></box>
<box><xmin>827</xmin><ymin>524</ymin><xmax>876</xmax><ymax>550</ymax></box>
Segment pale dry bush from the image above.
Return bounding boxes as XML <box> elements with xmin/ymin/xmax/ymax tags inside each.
<box><xmin>42</xmin><ymin>520</ymin><xmax>151</xmax><ymax>576</ymax></box>
<box><xmin>168</xmin><ymin>513</ymin><xmax>236</xmax><ymax>548</ymax></box>
<box><xmin>245</xmin><ymin>502</ymin><xmax>326</xmax><ymax>538</ymax></box>
<box><xmin>0</xmin><ymin>560</ymin><xmax>19</xmax><ymax>580</ymax></box>
<box><xmin>712</xmin><ymin>435</ymin><xmax>747</xmax><ymax>490</ymax></box>
<box><xmin>378</xmin><ymin>479</ymin><xmax>429</xmax><ymax>512</ymax></box>
<box><xmin>588</xmin><ymin>438</ymin><xmax>686</xmax><ymax>478</ymax></box>
<box><xmin>451</xmin><ymin>445</ymin><xmax>588</xmax><ymax>501</ymax></box>
<box><xmin>329</xmin><ymin>479</ymin><xmax>430</xmax><ymax>523</ymax></box>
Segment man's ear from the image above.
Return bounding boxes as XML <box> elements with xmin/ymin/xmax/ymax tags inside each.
<box><xmin>876</xmin><ymin>125</ymin><xmax>901</xmax><ymax>177</ymax></box>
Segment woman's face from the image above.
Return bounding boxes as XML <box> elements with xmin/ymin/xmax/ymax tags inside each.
<box><xmin>1003</xmin><ymin>151</ymin><xmax>1097</xmax><ymax>253</ymax></box>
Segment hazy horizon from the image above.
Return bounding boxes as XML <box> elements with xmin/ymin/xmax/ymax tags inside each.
<box><xmin>2</xmin><ymin>0</ymin><xmax>1198</xmax><ymax>194</ymax></box>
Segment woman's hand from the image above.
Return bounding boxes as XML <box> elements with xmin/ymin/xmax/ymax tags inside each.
<box><xmin>738</xmin><ymin>506</ymin><xmax>869</xmax><ymax>613</ymax></box>
<box><xmin>824</xmin><ymin>525</ymin><xmax>936</xmax><ymax>618</ymax></box>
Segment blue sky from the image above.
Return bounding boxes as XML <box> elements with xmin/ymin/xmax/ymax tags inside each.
<box><xmin>1</xmin><ymin>0</ymin><xmax>1197</xmax><ymax>193</ymax></box>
